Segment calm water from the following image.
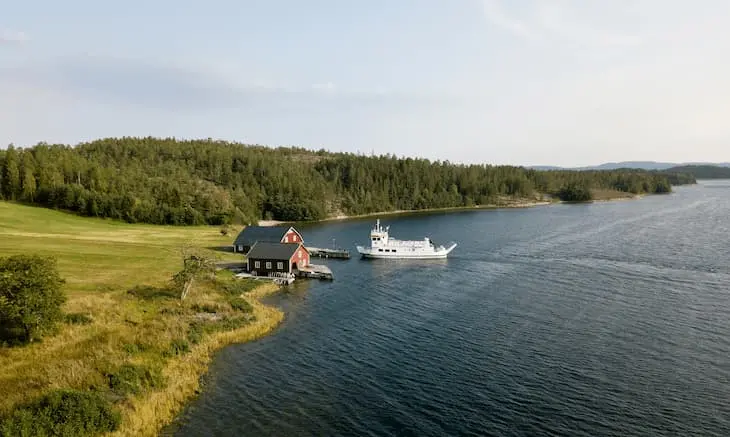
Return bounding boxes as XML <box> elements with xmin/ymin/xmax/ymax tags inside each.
<box><xmin>165</xmin><ymin>181</ymin><xmax>730</xmax><ymax>437</ymax></box>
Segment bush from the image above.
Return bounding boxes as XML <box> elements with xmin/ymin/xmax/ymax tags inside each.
<box><xmin>0</xmin><ymin>255</ymin><xmax>66</xmax><ymax>345</ymax></box>
<box><xmin>0</xmin><ymin>389</ymin><xmax>120</xmax><ymax>437</ymax></box>
<box><xmin>228</xmin><ymin>297</ymin><xmax>253</xmax><ymax>313</ymax></box>
<box><xmin>166</xmin><ymin>338</ymin><xmax>191</xmax><ymax>357</ymax></box>
<box><xmin>556</xmin><ymin>183</ymin><xmax>593</xmax><ymax>202</ymax></box>
<box><xmin>127</xmin><ymin>285</ymin><xmax>177</xmax><ymax>300</ymax></box>
<box><xmin>186</xmin><ymin>315</ymin><xmax>255</xmax><ymax>345</ymax></box>
<box><xmin>187</xmin><ymin>323</ymin><xmax>205</xmax><ymax>345</ymax></box>
<box><xmin>106</xmin><ymin>363</ymin><xmax>165</xmax><ymax>396</ymax></box>
<box><xmin>220</xmin><ymin>279</ymin><xmax>259</xmax><ymax>296</ymax></box>
<box><xmin>190</xmin><ymin>303</ymin><xmax>220</xmax><ymax>313</ymax></box>
<box><xmin>64</xmin><ymin>313</ymin><xmax>93</xmax><ymax>325</ymax></box>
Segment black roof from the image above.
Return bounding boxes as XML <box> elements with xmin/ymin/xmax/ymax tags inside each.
<box><xmin>246</xmin><ymin>242</ymin><xmax>301</xmax><ymax>260</ymax></box>
<box><xmin>233</xmin><ymin>226</ymin><xmax>290</xmax><ymax>247</ymax></box>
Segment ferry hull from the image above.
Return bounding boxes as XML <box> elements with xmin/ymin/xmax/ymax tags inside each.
<box><xmin>356</xmin><ymin>243</ymin><xmax>457</xmax><ymax>260</ymax></box>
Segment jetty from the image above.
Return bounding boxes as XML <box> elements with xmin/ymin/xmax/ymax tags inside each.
<box><xmin>296</xmin><ymin>264</ymin><xmax>334</xmax><ymax>280</ymax></box>
<box><xmin>306</xmin><ymin>246</ymin><xmax>351</xmax><ymax>259</ymax></box>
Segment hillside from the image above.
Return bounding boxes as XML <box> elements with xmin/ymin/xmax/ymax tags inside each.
<box><xmin>663</xmin><ymin>165</ymin><xmax>730</xmax><ymax>179</ymax></box>
<box><xmin>0</xmin><ymin>137</ymin><xmax>693</xmax><ymax>225</ymax></box>
<box><xmin>0</xmin><ymin>201</ymin><xmax>282</xmax><ymax>436</ymax></box>
<box><xmin>531</xmin><ymin>161</ymin><xmax>730</xmax><ymax>171</ymax></box>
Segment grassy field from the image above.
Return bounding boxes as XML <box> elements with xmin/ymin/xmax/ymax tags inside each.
<box><xmin>0</xmin><ymin>202</ymin><xmax>284</xmax><ymax>436</ymax></box>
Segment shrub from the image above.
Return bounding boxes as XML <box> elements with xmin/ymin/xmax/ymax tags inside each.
<box><xmin>187</xmin><ymin>322</ymin><xmax>205</xmax><ymax>345</ymax></box>
<box><xmin>556</xmin><ymin>183</ymin><xmax>593</xmax><ymax>202</ymax></box>
<box><xmin>186</xmin><ymin>315</ymin><xmax>254</xmax><ymax>345</ymax></box>
<box><xmin>0</xmin><ymin>389</ymin><xmax>120</xmax><ymax>437</ymax></box>
<box><xmin>106</xmin><ymin>363</ymin><xmax>165</xmax><ymax>396</ymax></box>
<box><xmin>121</xmin><ymin>342</ymin><xmax>153</xmax><ymax>355</ymax></box>
<box><xmin>228</xmin><ymin>297</ymin><xmax>253</xmax><ymax>313</ymax></box>
<box><xmin>220</xmin><ymin>279</ymin><xmax>258</xmax><ymax>295</ymax></box>
<box><xmin>127</xmin><ymin>285</ymin><xmax>177</xmax><ymax>300</ymax></box>
<box><xmin>64</xmin><ymin>313</ymin><xmax>93</xmax><ymax>325</ymax></box>
<box><xmin>190</xmin><ymin>303</ymin><xmax>219</xmax><ymax>313</ymax></box>
<box><xmin>0</xmin><ymin>255</ymin><xmax>66</xmax><ymax>345</ymax></box>
<box><xmin>166</xmin><ymin>338</ymin><xmax>191</xmax><ymax>357</ymax></box>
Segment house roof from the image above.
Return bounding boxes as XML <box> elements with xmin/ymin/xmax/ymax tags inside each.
<box><xmin>246</xmin><ymin>241</ymin><xmax>303</xmax><ymax>260</ymax></box>
<box><xmin>233</xmin><ymin>226</ymin><xmax>290</xmax><ymax>247</ymax></box>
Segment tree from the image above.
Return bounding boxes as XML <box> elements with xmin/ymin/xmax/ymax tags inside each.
<box><xmin>0</xmin><ymin>255</ymin><xmax>66</xmax><ymax>344</ymax></box>
<box><xmin>171</xmin><ymin>247</ymin><xmax>216</xmax><ymax>301</ymax></box>
<box><xmin>1</xmin><ymin>146</ymin><xmax>20</xmax><ymax>200</ymax></box>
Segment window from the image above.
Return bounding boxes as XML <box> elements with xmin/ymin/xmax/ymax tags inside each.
<box><xmin>238</xmin><ymin>245</ymin><xmax>243</xmax><ymax>251</ymax></box>
<box><xmin>254</xmin><ymin>261</ymin><xmax>260</xmax><ymax>268</ymax></box>
<box><xmin>277</xmin><ymin>262</ymin><xmax>284</xmax><ymax>270</ymax></box>
<box><xmin>298</xmin><ymin>251</ymin><xmax>303</xmax><ymax>258</ymax></box>
<box><xmin>266</xmin><ymin>262</ymin><xmax>272</xmax><ymax>269</ymax></box>
<box><xmin>378</xmin><ymin>249</ymin><xmax>383</xmax><ymax>252</ymax></box>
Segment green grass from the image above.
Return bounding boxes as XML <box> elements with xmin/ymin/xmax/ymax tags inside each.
<box><xmin>0</xmin><ymin>202</ymin><xmax>283</xmax><ymax>437</ymax></box>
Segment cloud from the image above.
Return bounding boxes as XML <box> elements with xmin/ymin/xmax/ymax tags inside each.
<box><xmin>481</xmin><ymin>0</ymin><xmax>644</xmax><ymax>48</ymax></box>
<box><xmin>481</xmin><ymin>0</ymin><xmax>539</xmax><ymax>42</ymax></box>
<box><xmin>0</xmin><ymin>55</ymin><xmax>469</xmax><ymax>114</ymax></box>
<box><xmin>0</xmin><ymin>29</ymin><xmax>28</xmax><ymax>43</ymax></box>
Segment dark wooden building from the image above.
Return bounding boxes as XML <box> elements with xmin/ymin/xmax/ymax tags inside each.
<box><xmin>233</xmin><ymin>226</ymin><xmax>303</xmax><ymax>253</ymax></box>
<box><xmin>246</xmin><ymin>242</ymin><xmax>310</xmax><ymax>276</ymax></box>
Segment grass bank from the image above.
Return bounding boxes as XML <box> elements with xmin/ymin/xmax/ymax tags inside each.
<box><xmin>0</xmin><ymin>202</ymin><xmax>284</xmax><ymax>436</ymax></box>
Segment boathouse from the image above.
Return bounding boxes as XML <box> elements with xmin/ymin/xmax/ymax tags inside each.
<box><xmin>246</xmin><ymin>242</ymin><xmax>310</xmax><ymax>276</ymax></box>
<box><xmin>232</xmin><ymin>226</ymin><xmax>303</xmax><ymax>253</ymax></box>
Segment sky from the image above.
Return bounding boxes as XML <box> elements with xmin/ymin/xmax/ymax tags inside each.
<box><xmin>2</xmin><ymin>0</ymin><xmax>730</xmax><ymax>167</ymax></box>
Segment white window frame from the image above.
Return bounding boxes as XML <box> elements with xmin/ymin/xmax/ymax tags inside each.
<box><xmin>265</xmin><ymin>261</ymin><xmax>272</xmax><ymax>269</ymax></box>
<box><xmin>277</xmin><ymin>261</ymin><xmax>284</xmax><ymax>270</ymax></box>
<box><xmin>254</xmin><ymin>261</ymin><xmax>260</xmax><ymax>268</ymax></box>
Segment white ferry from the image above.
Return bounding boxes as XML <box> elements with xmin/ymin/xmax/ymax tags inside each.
<box><xmin>356</xmin><ymin>219</ymin><xmax>457</xmax><ymax>259</ymax></box>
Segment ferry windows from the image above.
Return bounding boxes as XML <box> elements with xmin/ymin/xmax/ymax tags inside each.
<box><xmin>378</xmin><ymin>249</ymin><xmax>383</xmax><ymax>252</ymax></box>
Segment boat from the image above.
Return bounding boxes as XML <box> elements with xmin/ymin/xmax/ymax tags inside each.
<box><xmin>356</xmin><ymin>219</ymin><xmax>457</xmax><ymax>259</ymax></box>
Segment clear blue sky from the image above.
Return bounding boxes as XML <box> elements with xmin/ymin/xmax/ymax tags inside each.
<box><xmin>2</xmin><ymin>0</ymin><xmax>729</xmax><ymax>166</ymax></box>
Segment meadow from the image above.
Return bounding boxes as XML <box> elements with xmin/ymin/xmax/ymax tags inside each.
<box><xmin>0</xmin><ymin>202</ymin><xmax>283</xmax><ymax>436</ymax></box>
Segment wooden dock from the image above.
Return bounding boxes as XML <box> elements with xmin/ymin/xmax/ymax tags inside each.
<box><xmin>296</xmin><ymin>264</ymin><xmax>334</xmax><ymax>280</ymax></box>
<box><xmin>306</xmin><ymin>247</ymin><xmax>351</xmax><ymax>259</ymax></box>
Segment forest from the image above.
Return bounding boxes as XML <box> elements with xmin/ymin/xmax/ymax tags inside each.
<box><xmin>0</xmin><ymin>137</ymin><xmax>696</xmax><ymax>225</ymax></box>
<box><xmin>663</xmin><ymin>165</ymin><xmax>730</xmax><ymax>179</ymax></box>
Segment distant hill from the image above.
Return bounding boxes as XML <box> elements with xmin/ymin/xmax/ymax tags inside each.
<box><xmin>663</xmin><ymin>165</ymin><xmax>730</xmax><ymax>179</ymax></box>
<box><xmin>529</xmin><ymin>161</ymin><xmax>730</xmax><ymax>171</ymax></box>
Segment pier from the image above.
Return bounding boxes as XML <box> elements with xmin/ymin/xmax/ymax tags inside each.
<box><xmin>296</xmin><ymin>264</ymin><xmax>334</xmax><ymax>280</ymax></box>
<box><xmin>306</xmin><ymin>247</ymin><xmax>351</xmax><ymax>259</ymax></box>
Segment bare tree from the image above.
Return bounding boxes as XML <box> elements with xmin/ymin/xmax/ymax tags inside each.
<box><xmin>171</xmin><ymin>246</ymin><xmax>216</xmax><ymax>301</ymax></box>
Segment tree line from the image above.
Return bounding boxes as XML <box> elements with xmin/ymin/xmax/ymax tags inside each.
<box><xmin>664</xmin><ymin>165</ymin><xmax>730</xmax><ymax>179</ymax></box>
<box><xmin>0</xmin><ymin>137</ymin><xmax>696</xmax><ymax>224</ymax></box>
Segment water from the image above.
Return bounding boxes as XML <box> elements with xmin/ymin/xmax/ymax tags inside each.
<box><xmin>165</xmin><ymin>181</ymin><xmax>730</xmax><ymax>437</ymax></box>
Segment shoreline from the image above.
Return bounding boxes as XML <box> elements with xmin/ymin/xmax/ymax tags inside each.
<box><xmin>316</xmin><ymin>199</ymin><xmax>554</xmax><ymax>223</ymax></box>
<box><xmin>257</xmin><ymin>192</ymin><xmax>644</xmax><ymax>227</ymax></box>
<box><xmin>111</xmin><ymin>282</ymin><xmax>284</xmax><ymax>437</ymax></box>
<box><xmin>257</xmin><ymin>198</ymin><xmax>556</xmax><ymax>227</ymax></box>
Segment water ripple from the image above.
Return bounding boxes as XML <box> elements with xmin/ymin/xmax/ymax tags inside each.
<box><xmin>165</xmin><ymin>182</ymin><xmax>730</xmax><ymax>437</ymax></box>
